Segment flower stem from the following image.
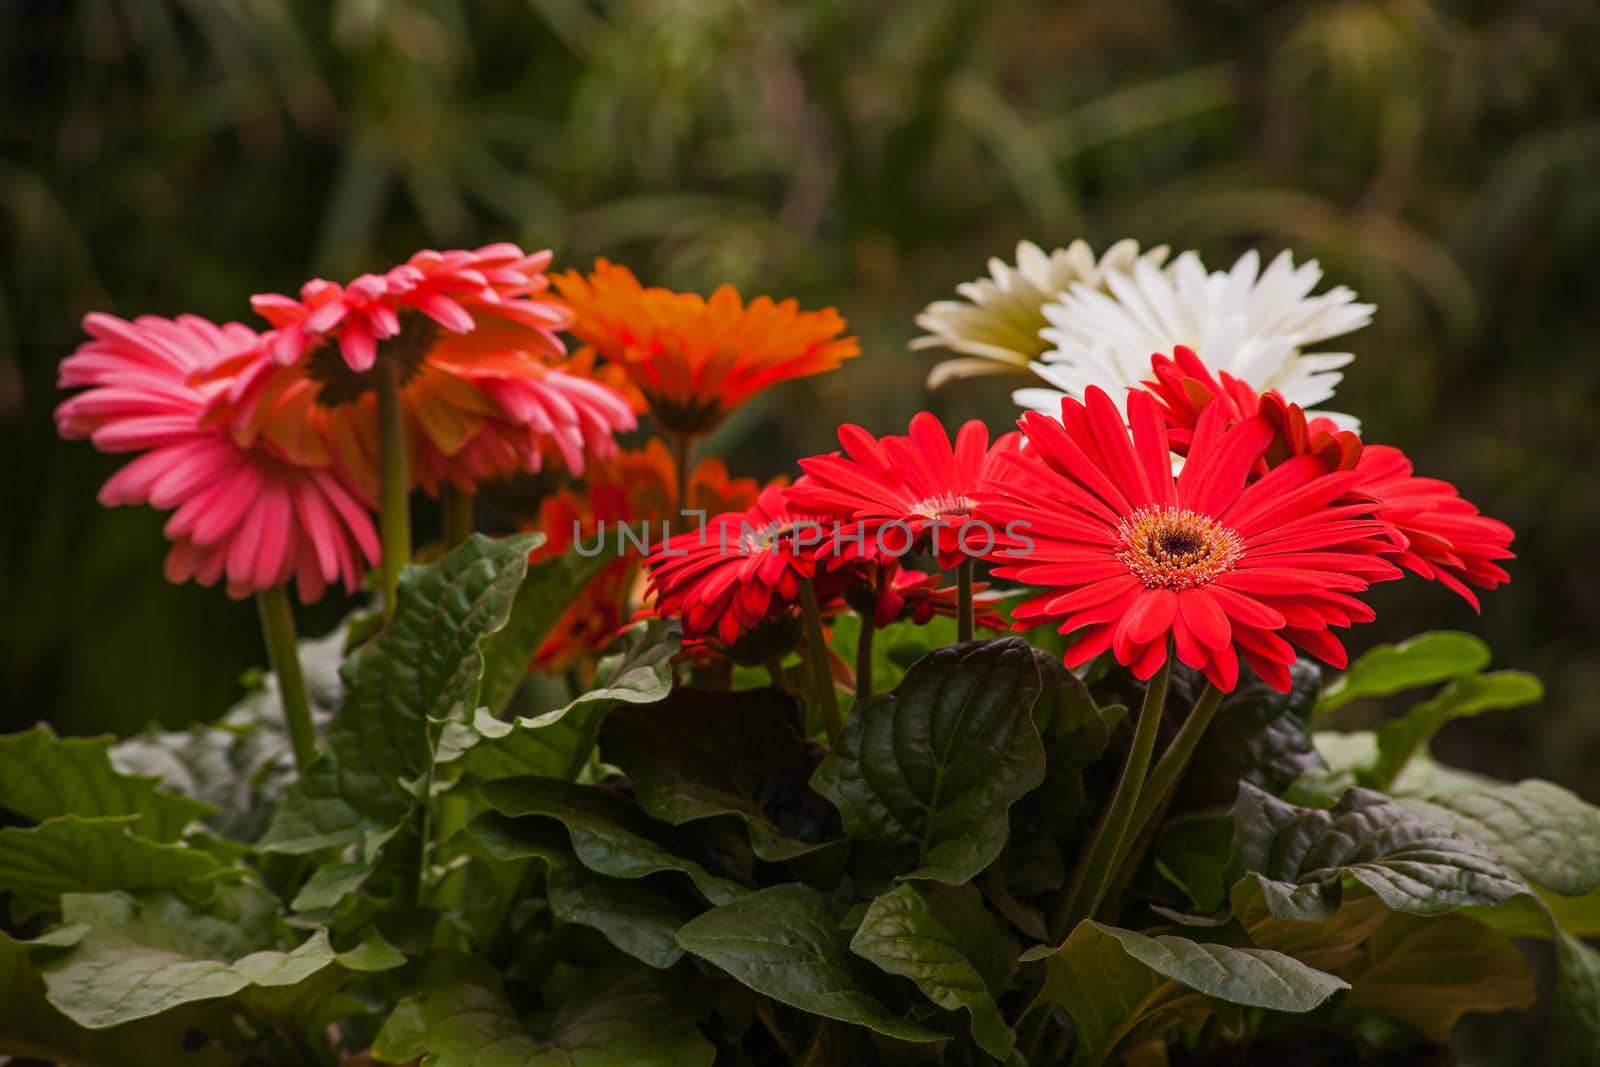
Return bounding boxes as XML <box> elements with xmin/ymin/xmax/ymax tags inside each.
<box><xmin>672</xmin><ymin>433</ymin><xmax>695</xmax><ymax>519</ymax></box>
<box><xmin>799</xmin><ymin>578</ymin><xmax>843</xmax><ymax>743</ymax></box>
<box><xmin>255</xmin><ymin>585</ymin><xmax>316</xmax><ymax>773</ymax></box>
<box><xmin>1051</xmin><ymin>657</ymin><xmax>1171</xmax><ymax>943</ymax></box>
<box><xmin>375</xmin><ymin>358</ymin><xmax>411</xmax><ymax>621</ymax></box>
<box><xmin>441</xmin><ymin>484</ymin><xmax>474</xmax><ymax>548</ymax></box>
<box><xmin>855</xmin><ymin>613</ymin><xmax>875</xmax><ymax>700</ymax></box>
<box><xmin>956</xmin><ymin>557</ymin><xmax>974</xmax><ymax>642</ymax></box>
<box><xmin>1105</xmin><ymin>683</ymin><xmax>1226</xmax><ymax>894</ymax></box>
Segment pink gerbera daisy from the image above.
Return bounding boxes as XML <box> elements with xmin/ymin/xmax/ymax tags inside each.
<box><xmin>975</xmin><ymin>387</ymin><xmax>1403</xmax><ymax>692</ymax></box>
<box><xmin>56</xmin><ymin>313</ymin><xmax>379</xmax><ymax>602</ymax></box>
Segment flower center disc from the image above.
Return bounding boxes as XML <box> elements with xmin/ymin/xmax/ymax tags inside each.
<box><xmin>910</xmin><ymin>492</ymin><xmax>975</xmax><ymax>520</ymax></box>
<box><xmin>1116</xmin><ymin>505</ymin><xmax>1243</xmax><ymax>589</ymax></box>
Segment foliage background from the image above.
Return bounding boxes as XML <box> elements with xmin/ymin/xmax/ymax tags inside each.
<box><xmin>3</xmin><ymin>0</ymin><xmax>1598</xmax><ymax>799</ymax></box>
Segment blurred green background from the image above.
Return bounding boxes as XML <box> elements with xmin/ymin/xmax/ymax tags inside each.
<box><xmin>3</xmin><ymin>0</ymin><xmax>1598</xmax><ymax>803</ymax></box>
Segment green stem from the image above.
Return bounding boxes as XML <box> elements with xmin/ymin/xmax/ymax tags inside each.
<box><xmin>255</xmin><ymin>585</ymin><xmax>317</xmax><ymax>772</ymax></box>
<box><xmin>672</xmin><ymin>433</ymin><xmax>695</xmax><ymax>517</ymax></box>
<box><xmin>375</xmin><ymin>358</ymin><xmax>411</xmax><ymax>621</ymax></box>
<box><xmin>441</xmin><ymin>484</ymin><xmax>474</xmax><ymax>548</ymax></box>
<box><xmin>956</xmin><ymin>557</ymin><xmax>974</xmax><ymax>642</ymax></box>
<box><xmin>1105</xmin><ymin>684</ymin><xmax>1227</xmax><ymax>894</ymax></box>
<box><xmin>855</xmin><ymin>612</ymin><xmax>875</xmax><ymax>700</ymax></box>
<box><xmin>1051</xmin><ymin>657</ymin><xmax>1171</xmax><ymax>943</ymax></box>
<box><xmin>799</xmin><ymin>578</ymin><xmax>843</xmax><ymax>743</ymax></box>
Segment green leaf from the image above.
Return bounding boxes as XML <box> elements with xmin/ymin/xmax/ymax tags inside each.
<box><xmin>459</xmin><ymin>620</ymin><xmax>679</xmax><ymax>783</ymax></box>
<box><xmin>0</xmin><ymin>815</ymin><xmax>227</xmax><ymax>898</ymax></box>
<box><xmin>848</xmin><ymin>882</ymin><xmax>1017</xmax><ymax>1057</ymax></box>
<box><xmin>676</xmin><ymin>884</ymin><xmax>945</xmax><ymax>1044</ymax></box>
<box><xmin>1171</xmin><ymin>660</ymin><xmax>1323</xmax><ymax>812</ymax></box>
<box><xmin>1369</xmin><ymin>670</ymin><xmax>1542</xmax><ymax>789</ymax></box>
<box><xmin>1553</xmin><ymin>929</ymin><xmax>1600</xmax><ymax>1062</ymax></box>
<box><xmin>811</xmin><ymin>638</ymin><xmax>1045</xmax><ymax>885</ymax></box>
<box><xmin>0</xmin><ymin>725</ymin><xmax>211</xmax><ymax>840</ymax></box>
<box><xmin>0</xmin><ymin>928</ymin><xmax>238</xmax><ymax>1067</ymax></box>
<box><xmin>1230</xmin><ymin>784</ymin><xmax>1527</xmax><ymax>922</ymax></box>
<box><xmin>547</xmin><ymin>864</ymin><xmax>695</xmax><ymax>969</ymax></box>
<box><xmin>38</xmin><ymin>889</ymin><xmax>399</xmax><ymax>1029</ymax></box>
<box><xmin>1340</xmin><ymin>913</ymin><xmax>1535</xmax><ymax>1040</ymax></box>
<box><xmin>373</xmin><ymin>958</ymin><xmax>715</xmax><ymax>1067</ymax></box>
<box><xmin>601</xmin><ymin>684</ymin><xmax>836</xmax><ymax>861</ymax></box>
<box><xmin>478</xmin><ymin>539</ymin><xmax>618</xmax><ymax>718</ymax></box>
<box><xmin>328</xmin><ymin>533</ymin><xmax>538</xmax><ymax>824</ymax></box>
<box><xmin>1401</xmin><ymin>778</ymin><xmax>1600</xmax><ymax>897</ymax></box>
<box><xmin>1027</xmin><ymin>921</ymin><xmax>1346</xmax><ymax>1066</ymax></box>
<box><xmin>481</xmin><ymin>776</ymin><xmax>744</xmax><ymax>904</ymax></box>
<box><xmin>1316</xmin><ymin>631</ymin><xmax>1490</xmax><ymax>715</ymax></box>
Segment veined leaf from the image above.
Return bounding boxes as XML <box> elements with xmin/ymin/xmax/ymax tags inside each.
<box><xmin>547</xmin><ymin>865</ymin><xmax>695</xmax><ymax>969</ymax></box>
<box><xmin>1231</xmin><ymin>784</ymin><xmax>1527</xmax><ymax>922</ymax></box>
<box><xmin>811</xmin><ymin>638</ymin><xmax>1045</xmax><ymax>885</ymax></box>
<box><xmin>1316</xmin><ymin>631</ymin><xmax>1490</xmax><ymax>715</ymax></box>
<box><xmin>849</xmin><ymin>882</ymin><xmax>1017</xmax><ymax>1057</ymax></box>
<box><xmin>1402</xmin><ymin>778</ymin><xmax>1600</xmax><ymax>897</ymax></box>
<box><xmin>478</xmin><ymin>538</ymin><xmax>616</xmax><ymax>718</ymax></box>
<box><xmin>1171</xmin><ymin>660</ymin><xmax>1323</xmax><ymax>811</ymax></box>
<box><xmin>676</xmin><ymin>884</ymin><xmax>945</xmax><ymax>1044</ymax></box>
<box><xmin>1026</xmin><ymin>921</ymin><xmax>1345</xmax><ymax>1066</ymax></box>
<box><xmin>328</xmin><ymin>533</ymin><xmax>538</xmax><ymax>824</ymax></box>
<box><xmin>480</xmin><ymin>776</ymin><xmax>744</xmax><ymax>904</ymax></box>
<box><xmin>1554</xmin><ymin>929</ymin><xmax>1600</xmax><ymax>1062</ymax></box>
<box><xmin>601</xmin><ymin>683</ymin><xmax>836</xmax><ymax>861</ymax></box>
<box><xmin>373</xmin><ymin>958</ymin><xmax>714</xmax><ymax>1067</ymax></box>
<box><xmin>38</xmin><ymin>889</ymin><xmax>400</xmax><ymax>1029</ymax></box>
<box><xmin>0</xmin><ymin>815</ymin><xmax>228</xmax><ymax>898</ymax></box>
<box><xmin>0</xmin><ymin>725</ymin><xmax>210</xmax><ymax>840</ymax></box>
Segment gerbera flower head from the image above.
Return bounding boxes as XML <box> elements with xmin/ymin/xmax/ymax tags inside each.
<box><xmin>552</xmin><ymin>259</ymin><xmax>860</xmax><ymax>437</ymax></box>
<box><xmin>1016</xmin><ymin>249</ymin><xmax>1373</xmax><ymax>429</ymax></box>
<box><xmin>1139</xmin><ymin>347</ymin><xmax>1513</xmax><ymax>609</ymax></box>
<box><xmin>789</xmin><ymin>411</ymin><xmax>1022</xmax><ymax>569</ymax></box>
<box><xmin>210</xmin><ymin>244</ymin><xmax>635</xmax><ymax>497</ymax></box>
<box><xmin>975</xmin><ymin>387</ymin><xmax>1404</xmax><ymax>692</ymax></box>
<box><xmin>915</xmin><ymin>239</ymin><xmax>1170</xmax><ymax>389</ymax></box>
<box><xmin>646</xmin><ymin>484</ymin><xmax>838</xmax><ymax>646</ymax></box>
<box><xmin>529</xmin><ymin>441</ymin><xmax>768</xmax><ymax>670</ymax></box>
<box><xmin>56</xmin><ymin>313</ymin><xmax>378</xmax><ymax>602</ymax></box>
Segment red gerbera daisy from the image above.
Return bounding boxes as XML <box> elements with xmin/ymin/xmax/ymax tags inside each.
<box><xmin>975</xmin><ymin>387</ymin><xmax>1403</xmax><ymax>692</ymax></box>
<box><xmin>1143</xmin><ymin>345</ymin><xmax>1513</xmax><ymax>609</ymax></box>
<box><xmin>789</xmin><ymin>411</ymin><xmax>1022</xmax><ymax>568</ymax></box>
<box><xmin>645</xmin><ymin>484</ymin><xmax>835</xmax><ymax>646</ymax></box>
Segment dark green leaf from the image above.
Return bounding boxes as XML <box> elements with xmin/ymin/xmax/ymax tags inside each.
<box><xmin>1173</xmin><ymin>660</ymin><xmax>1323</xmax><ymax>811</ymax></box>
<box><xmin>676</xmin><ymin>884</ymin><xmax>945</xmax><ymax>1044</ymax></box>
<box><xmin>547</xmin><ymin>864</ymin><xmax>694</xmax><ymax>969</ymax></box>
<box><xmin>481</xmin><ymin>776</ymin><xmax>744</xmax><ymax>904</ymax></box>
<box><xmin>849</xmin><ymin>882</ymin><xmax>1017</xmax><ymax>1058</ymax></box>
<box><xmin>478</xmin><ymin>539</ymin><xmax>620</xmax><ymax>718</ymax></box>
<box><xmin>1553</xmin><ymin>929</ymin><xmax>1600</xmax><ymax>1062</ymax></box>
<box><xmin>328</xmin><ymin>533</ymin><xmax>538</xmax><ymax>824</ymax></box>
<box><xmin>1027</xmin><ymin>921</ymin><xmax>1345</xmax><ymax>1066</ymax></box>
<box><xmin>373</xmin><ymin>957</ymin><xmax>715</xmax><ymax>1067</ymax></box>
<box><xmin>1316</xmin><ymin>632</ymin><xmax>1490</xmax><ymax>715</ymax></box>
<box><xmin>0</xmin><ymin>725</ymin><xmax>210</xmax><ymax>840</ymax></box>
<box><xmin>1231</xmin><ymin>784</ymin><xmax>1527</xmax><ymax>922</ymax></box>
<box><xmin>601</xmin><ymin>684</ymin><xmax>835</xmax><ymax>861</ymax></box>
<box><xmin>1369</xmin><ymin>671</ymin><xmax>1542</xmax><ymax>789</ymax></box>
<box><xmin>811</xmin><ymin>638</ymin><xmax>1045</xmax><ymax>885</ymax></box>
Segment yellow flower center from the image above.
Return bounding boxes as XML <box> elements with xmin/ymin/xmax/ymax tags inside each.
<box><xmin>1116</xmin><ymin>505</ymin><xmax>1243</xmax><ymax>589</ymax></box>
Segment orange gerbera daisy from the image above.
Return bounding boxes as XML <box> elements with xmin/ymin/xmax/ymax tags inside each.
<box><xmin>551</xmin><ymin>259</ymin><xmax>860</xmax><ymax>437</ymax></box>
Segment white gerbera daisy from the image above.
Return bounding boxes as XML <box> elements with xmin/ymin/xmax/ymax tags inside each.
<box><xmin>914</xmin><ymin>239</ymin><xmax>1169</xmax><ymax>390</ymax></box>
<box><xmin>1015</xmin><ymin>249</ymin><xmax>1374</xmax><ymax>428</ymax></box>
